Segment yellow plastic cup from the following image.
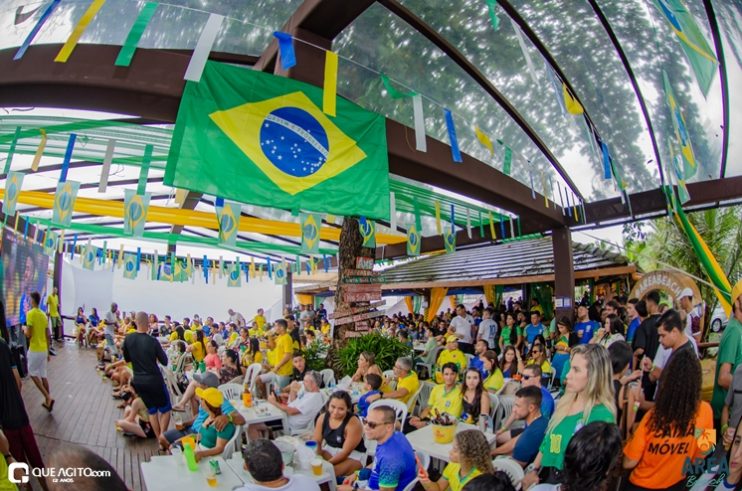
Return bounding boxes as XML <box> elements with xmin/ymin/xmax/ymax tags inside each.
<box><xmin>181</xmin><ymin>435</ymin><xmax>196</xmax><ymax>451</ymax></box>
<box><xmin>206</xmin><ymin>473</ymin><xmax>217</xmax><ymax>487</ymax></box>
<box><xmin>311</xmin><ymin>458</ymin><xmax>323</xmax><ymax>476</ymax></box>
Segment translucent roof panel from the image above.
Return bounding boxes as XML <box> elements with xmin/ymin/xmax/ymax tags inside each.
<box><xmin>597</xmin><ymin>0</ymin><xmax>723</xmax><ymax>184</ymax></box>
<box><xmin>332</xmin><ymin>3</ymin><xmax>579</xmax><ymax>204</ymax></box>
<box><xmin>713</xmin><ymin>0</ymin><xmax>742</xmax><ymax>178</ymax></box>
<box><xmin>0</xmin><ymin>0</ymin><xmax>303</xmax><ymax>55</ymax></box>
<box><xmin>505</xmin><ymin>0</ymin><xmax>657</xmax><ymax>197</ymax></box>
<box><xmin>396</xmin><ymin>0</ymin><xmax>615</xmax><ymax>200</ymax></box>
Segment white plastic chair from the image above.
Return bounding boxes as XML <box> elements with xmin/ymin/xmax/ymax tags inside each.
<box><xmin>320</xmin><ymin>368</ymin><xmax>336</xmax><ymax>387</ymax></box>
<box><xmin>493</xmin><ymin>395</ymin><xmax>515</xmax><ymax>431</ymax></box>
<box><xmin>406</xmin><ymin>384</ymin><xmax>424</xmax><ymax>414</ymax></box>
<box><xmin>488</xmin><ymin>393</ymin><xmax>500</xmax><ymax>421</ymax></box>
<box><xmin>221</xmin><ymin>425</ymin><xmax>243</xmax><ymax>460</ymax></box>
<box><xmin>243</xmin><ymin>363</ymin><xmax>262</xmax><ymax>392</ymax></box>
<box><xmin>493</xmin><ymin>456</ymin><xmax>525</xmax><ymax>490</ymax></box>
<box><xmin>219</xmin><ymin>383</ymin><xmax>243</xmax><ymax>402</ymax></box>
<box><xmin>401</xmin><ymin>478</ymin><xmax>419</xmax><ymax>491</ymax></box>
<box><xmin>415</xmin><ymin>450</ymin><xmax>430</xmax><ymax>475</ymax></box>
<box><xmin>368</xmin><ymin>399</ymin><xmax>408</xmax><ymax>428</ymax></box>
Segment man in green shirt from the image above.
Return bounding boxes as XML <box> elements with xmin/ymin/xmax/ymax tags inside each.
<box><xmin>47</xmin><ymin>286</ymin><xmax>62</xmax><ymax>342</ymax></box>
<box><xmin>712</xmin><ymin>280</ymin><xmax>742</xmax><ymax>420</ymax></box>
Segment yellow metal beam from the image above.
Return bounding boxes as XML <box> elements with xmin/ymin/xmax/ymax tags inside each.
<box><xmin>1</xmin><ymin>189</ymin><xmax>407</xmax><ymax>244</ymax></box>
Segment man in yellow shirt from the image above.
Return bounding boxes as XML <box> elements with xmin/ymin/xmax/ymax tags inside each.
<box><xmin>435</xmin><ymin>336</ymin><xmax>467</xmax><ymax>383</ymax></box>
<box><xmin>23</xmin><ymin>292</ymin><xmax>54</xmax><ymax>411</ymax></box>
<box><xmin>253</xmin><ymin>308</ymin><xmax>267</xmax><ymax>331</ymax></box>
<box><xmin>47</xmin><ymin>286</ymin><xmax>62</xmax><ymax>342</ymax></box>
<box><xmin>409</xmin><ymin>363</ymin><xmax>462</xmax><ymax>429</ymax></box>
<box><xmin>258</xmin><ymin>319</ymin><xmax>294</xmax><ymax>389</ymax></box>
<box><xmin>382</xmin><ymin>356</ymin><xmax>419</xmax><ymax>405</ymax></box>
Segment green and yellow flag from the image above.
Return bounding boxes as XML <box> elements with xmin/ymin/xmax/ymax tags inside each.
<box><xmin>274</xmin><ymin>262</ymin><xmax>288</xmax><ymax>285</ymax></box>
<box><xmin>407</xmin><ymin>223</ymin><xmax>421</xmax><ymax>256</ymax></box>
<box><xmin>82</xmin><ymin>242</ymin><xmax>96</xmax><ymax>270</ymax></box>
<box><xmin>52</xmin><ymin>180</ymin><xmax>80</xmax><ymax>227</ymax></box>
<box><xmin>443</xmin><ymin>229</ymin><xmax>456</xmax><ymax>254</ymax></box>
<box><xmin>165</xmin><ymin>61</ymin><xmax>390</xmax><ymax>219</ymax></box>
<box><xmin>359</xmin><ymin>217</ymin><xmax>376</xmax><ymax>248</ymax></box>
<box><xmin>3</xmin><ymin>171</ymin><xmax>24</xmax><ymax>217</ymax></box>
<box><xmin>301</xmin><ymin>212</ymin><xmax>321</xmax><ymax>254</ymax></box>
<box><xmin>123</xmin><ymin>253</ymin><xmax>138</xmax><ymax>279</ymax></box>
<box><xmin>217</xmin><ymin>201</ymin><xmax>241</xmax><ymax>246</ymax></box>
<box><xmin>227</xmin><ymin>261</ymin><xmax>242</xmax><ymax>288</ymax></box>
<box><xmin>43</xmin><ymin>230</ymin><xmax>58</xmax><ymax>256</ymax></box>
<box><xmin>124</xmin><ymin>189</ymin><xmax>150</xmax><ymax>237</ymax></box>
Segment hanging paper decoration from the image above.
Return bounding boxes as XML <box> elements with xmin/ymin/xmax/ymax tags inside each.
<box><xmin>123</xmin><ymin>253</ymin><xmax>138</xmax><ymax>279</ymax></box>
<box><xmin>44</xmin><ymin>230</ymin><xmax>57</xmax><ymax>256</ymax></box>
<box><xmin>500</xmin><ymin>219</ymin><xmax>506</xmax><ymax>239</ymax></box>
<box><xmin>412</xmin><ymin>94</ymin><xmax>427</xmax><ymax>152</ymax></box>
<box><xmin>227</xmin><ymin>261</ymin><xmax>242</xmax><ymax>287</ymax></box>
<box><xmin>266</xmin><ymin>257</ymin><xmax>273</xmax><ymax>280</ymax></box>
<box><xmin>184</xmin><ymin>13</ymin><xmax>224</xmax><ymax>81</ymax></box>
<box><xmin>478</xmin><ymin>211</ymin><xmax>485</xmax><ymax>238</ymax></box>
<box><xmin>300</xmin><ymin>212</ymin><xmax>321</xmax><ymax>253</ymax></box>
<box><xmin>562</xmin><ymin>83</ymin><xmax>584</xmax><ymax>115</ymax></box>
<box><xmin>516</xmin><ymin>217</ymin><xmax>522</xmax><ymax>237</ymax></box>
<box><xmin>323</xmin><ymin>255</ymin><xmax>329</xmax><ymax>272</ymax></box>
<box><xmin>274</xmin><ymin>262</ymin><xmax>287</xmax><ymax>285</ymax></box>
<box><xmin>216</xmin><ymin>201</ymin><xmax>241</xmax><ymax>245</ymax></box>
<box><xmin>529</xmin><ymin>171</ymin><xmax>536</xmax><ymax>200</ymax></box>
<box><xmin>123</xmin><ymin>189</ymin><xmax>150</xmax><ymax>237</ymax></box>
<box><xmin>652</xmin><ymin>0</ymin><xmax>718</xmax><ymax>96</ymax></box>
<box><xmin>509</xmin><ymin>216</ymin><xmax>515</xmax><ymax>238</ymax></box>
<box><xmin>82</xmin><ymin>242</ymin><xmax>96</xmax><ymax>270</ymax></box>
<box><xmin>485</xmin><ymin>0</ymin><xmax>500</xmax><ymax>31</ymax></box>
<box><xmin>323</xmin><ymin>50</ymin><xmax>338</xmax><ymax>116</ymax></box>
<box><xmin>249</xmin><ymin>257</ymin><xmax>256</xmax><ymax>278</ymax></box>
<box><xmin>31</xmin><ymin>129</ymin><xmax>47</xmax><ymax>172</ymax></box>
<box><xmin>359</xmin><ymin>216</ymin><xmax>376</xmax><ymax>248</ymax></box>
<box><xmin>117</xmin><ymin>244</ymin><xmax>124</xmax><ymax>267</ymax></box>
<box><xmin>488</xmin><ymin>212</ymin><xmax>496</xmax><ymax>240</ymax></box>
<box><xmin>668</xmin><ymin>138</ymin><xmax>691</xmax><ymax>203</ymax></box>
<box><xmin>115</xmin><ymin>2</ymin><xmax>158</xmax><ymax>67</ymax></box>
<box><xmin>544</xmin><ymin>62</ymin><xmax>567</xmax><ymax>116</ymax></box>
<box><xmin>203</xmin><ymin>255</ymin><xmax>209</xmax><ymax>283</ymax></box>
<box><xmin>600</xmin><ymin>141</ymin><xmax>613</xmax><ymax>180</ymax></box>
<box><xmin>475</xmin><ymin>127</ymin><xmax>494</xmax><ymax>157</ymax></box>
<box><xmin>389</xmin><ymin>192</ymin><xmax>397</xmax><ymax>232</ymax></box>
<box><xmin>273</xmin><ymin>31</ymin><xmax>296</xmax><ymax>70</ymax></box>
<box><xmin>662</xmin><ymin>70</ymin><xmax>697</xmax><ymax>179</ymax></box>
<box><xmin>406</xmin><ymin>223</ymin><xmax>421</xmax><ymax>256</ymax></box>
<box><xmin>510</xmin><ymin>18</ymin><xmax>539</xmax><ymax>85</ymax></box>
<box><xmin>55</xmin><ymin>0</ymin><xmax>107</xmax><ymax>63</ymax></box>
<box><xmin>465</xmin><ymin>208</ymin><xmax>472</xmax><ymax>239</ymax></box>
<box><xmin>380</xmin><ymin>73</ymin><xmax>416</xmax><ymax>99</ymax></box>
<box><xmin>97</xmin><ymin>139</ymin><xmax>115</xmax><ymax>193</ymax></box>
<box><xmin>434</xmin><ymin>201</ymin><xmax>442</xmax><ymax>235</ymax></box>
<box><xmin>2</xmin><ymin>127</ymin><xmax>22</xmax><ymax>176</ymax></box>
<box><xmin>138</xmin><ymin>248</ymin><xmax>143</xmax><ymax>272</ymax></box>
<box><xmin>444</xmin><ymin>109</ymin><xmax>463</xmax><ymax>163</ymax></box>
<box><xmin>14</xmin><ymin>0</ymin><xmax>62</xmax><ymax>60</ymax></box>
<box><xmin>52</xmin><ymin>181</ymin><xmax>80</xmax><ymax>226</ymax></box>
<box><xmin>3</xmin><ymin>171</ymin><xmax>24</xmax><ymax>217</ymax></box>
<box><xmin>498</xmin><ymin>140</ymin><xmax>512</xmax><ymax>175</ymax></box>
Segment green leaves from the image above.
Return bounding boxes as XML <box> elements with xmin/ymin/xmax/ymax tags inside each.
<box><xmin>333</xmin><ymin>333</ymin><xmax>413</xmax><ymax>376</ymax></box>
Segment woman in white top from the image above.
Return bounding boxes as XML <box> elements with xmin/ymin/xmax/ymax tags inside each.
<box><xmin>590</xmin><ymin>315</ymin><xmax>625</xmax><ymax>349</ymax></box>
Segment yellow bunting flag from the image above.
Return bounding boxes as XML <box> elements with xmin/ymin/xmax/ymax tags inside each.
<box><xmin>118</xmin><ymin>244</ymin><xmax>124</xmax><ymax>267</ymax></box>
<box><xmin>31</xmin><ymin>129</ymin><xmax>47</xmax><ymax>171</ymax></box>
<box><xmin>434</xmin><ymin>200</ymin><xmax>442</xmax><ymax>235</ymax></box>
<box><xmin>58</xmin><ymin>230</ymin><xmax>65</xmax><ymax>254</ymax></box>
<box><xmin>474</xmin><ymin>127</ymin><xmax>494</xmax><ymax>156</ymax></box>
<box><xmin>488</xmin><ymin>211</ymin><xmax>496</xmax><ymax>240</ymax></box>
<box><xmin>562</xmin><ymin>83</ymin><xmax>584</xmax><ymax>115</ymax></box>
<box><xmin>541</xmin><ymin>173</ymin><xmax>549</xmax><ymax>208</ymax></box>
<box><xmin>249</xmin><ymin>257</ymin><xmax>256</xmax><ymax>278</ymax></box>
<box><xmin>323</xmin><ymin>50</ymin><xmax>338</xmax><ymax>116</ymax></box>
<box><xmin>55</xmin><ymin>0</ymin><xmax>108</xmax><ymax>63</ymax></box>
<box><xmin>13</xmin><ymin>213</ymin><xmax>19</xmax><ymax>233</ymax></box>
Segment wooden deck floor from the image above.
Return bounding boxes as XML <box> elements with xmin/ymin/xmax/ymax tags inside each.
<box><xmin>21</xmin><ymin>340</ymin><xmax>158</xmax><ymax>491</ymax></box>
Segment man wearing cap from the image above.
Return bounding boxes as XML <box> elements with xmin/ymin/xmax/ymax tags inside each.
<box><xmin>435</xmin><ymin>336</ymin><xmax>467</xmax><ymax>383</ymax></box>
<box><xmin>574</xmin><ymin>302</ymin><xmax>599</xmax><ymax>344</ymax></box>
<box><xmin>160</xmin><ymin>371</ymin><xmax>246</xmax><ymax>449</ymax></box>
<box><xmin>678</xmin><ymin>287</ymin><xmax>702</xmax><ymax>344</ymax></box>
<box><xmin>712</xmin><ymin>280</ymin><xmax>742</xmax><ymax>421</ymax></box>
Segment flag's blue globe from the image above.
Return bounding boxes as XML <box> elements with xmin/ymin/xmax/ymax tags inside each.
<box><xmin>220</xmin><ymin>214</ymin><xmax>234</xmax><ymax>233</ymax></box>
<box><xmin>409</xmin><ymin>232</ymin><xmax>418</xmax><ymax>245</ymax></box>
<box><xmin>303</xmin><ymin>223</ymin><xmax>317</xmax><ymax>240</ymax></box>
<box><xmin>128</xmin><ymin>201</ymin><xmax>142</xmax><ymax>221</ymax></box>
<box><xmin>7</xmin><ymin>182</ymin><xmax>17</xmax><ymax>201</ymax></box>
<box><xmin>276</xmin><ymin>269</ymin><xmax>285</xmax><ymax>278</ymax></box>
<box><xmin>59</xmin><ymin>191</ymin><xmax>71</xmax><ymax>211</ymax></box>
<box><xmin>230</xmin><ymin>270</ymin><xmax>239</xmax><ymax>280</ymax></box>
<box><xmin>126</xmin><ymin>261</ymin><xmax>134</xmax><ymax>272</ymax></box>
<box><xmin>260</xmin><ymin>107</ymin><xmax>329</xmax><ymax>177</ymax></box>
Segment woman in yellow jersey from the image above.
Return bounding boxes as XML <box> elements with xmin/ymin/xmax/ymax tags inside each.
<box><xmin>481</xmin><ymin>350</ymin><xmax>504</xmax><ymax>392</ymax></box>
<box><xmin>240</xmin><ymin>337</ymin><xmax>263</xmax><ymax>368</ymax></box>
<box><xmin>526</xmin><ymin>342</ymin><xmax>552</xmax><ymax>377</ymax></box>
<box><xmin>188</xmin><ymin>330</ymin><xmax>207</xmax><ymax>372</ymax></box>
<box><xmin>420</xmin><ymin>430</ymin><xmax>495</xmax><ymax>491</ymax></box>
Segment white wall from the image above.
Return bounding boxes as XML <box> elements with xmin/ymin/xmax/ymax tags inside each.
<box><xmin>61</xmin><ymin>258</ymin><xmax>283</xmax><ymax>324</ymax></box>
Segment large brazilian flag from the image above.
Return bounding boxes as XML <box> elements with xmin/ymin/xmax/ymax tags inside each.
<box><xmin>165</xmin><ymin>61</ymin><xmax>390</xmax><ymax>220</ymax></box>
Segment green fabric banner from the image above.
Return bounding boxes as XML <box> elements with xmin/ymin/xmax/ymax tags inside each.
<box><xmin>165</xmin><ymin>61</ymin><xmax>390</xmax><ymax>219</ymax></box>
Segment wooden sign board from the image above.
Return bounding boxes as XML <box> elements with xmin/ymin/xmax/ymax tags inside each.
<box><xmin>344</xmin><ymin>330</ymin><xmax>363</xmax><ymax>339</ymax></box>
<box><xmin>343</xmin><ymin>269</ymin><xmax>380</xmax><ymax>277</ymax></box>
<box><xmin>334</xmin><ymin>309</ymin><xmax>386</xmax><ymax>326</ymax></box>
<box><xmin>342</xmin><ymin>276</ymin><xmax>384</xmax><ymax>284</ymax></box>
<box><xmin>330</xmin><ymin>301</ymin><xmax>386</xmax><ymax>319</ymax></box>
<box><xmin>343</xmin><ymin>291</ymin><xmax>382</xmax><ymax>302</ymax></box>
<box><xmin>343</xmin><ymin>283</ymin><xmax>382</xmax><ymax>293</ymax></box>
<box><xmin>354</xmin><ymin>321</ymin><xmax>370</xmax><ymax>331</ymax></box>
<box><xmin>355</xmin><ymin>257</ymin><xmax>375</xmax><ymax>270</ymax></box>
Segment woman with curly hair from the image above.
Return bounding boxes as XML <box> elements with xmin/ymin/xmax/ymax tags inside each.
<box><xmin>420</xmin><ymin>429</ymin><xmax>495</xmax><ymax>491</ymax></box>
<box><xmin>623</xmin><ymin>348</ymin><xmax>713</xmax><ymax>490</ymax></box>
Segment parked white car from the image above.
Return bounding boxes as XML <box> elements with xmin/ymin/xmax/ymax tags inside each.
<box><xmin>710</xmin><ymin>305</ymin><xmax>729</xmax><ymax>332</ymax></box>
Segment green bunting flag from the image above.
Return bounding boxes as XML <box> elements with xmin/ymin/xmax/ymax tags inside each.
<box><xmin>216</xmin><ymin>201</ymin><xmax>241</xmax><ymax>246</ymax></box>
<box><xmin>43</xmin><ymin>230</ymin><xmax>58</xmax><ymax>256</ymax></box>
<box><xmin>301</xmin><ymin>212</ymin><xmax>321</xmax><ymax>253</ymax></box>
<box><xmin>165</xmin><ymin>61</ymin><xmax>390</xmax><ymax>219</ymax></box>
<box><xmin>662</xmin><ymin>71</ymin><xmax>697</xmax><ymax>180</ymax></box>
<box><xmin>274</xmin><ymin>262</ymin><xmax>287</xmax><ymax>285</ymax></box>
<box><xmin>407</xmin><ymin>223</ymin><xmax>421</xmax><ymax>256</ymax></box>
<box><xmin>3</xmin><ymin>171</ymin><xmax>24</xmax><ymax>217</ymax></box>
<box><xmin>497</xmin><ymin>140</ymin><xmax>512</xmax><ymax>176</ymax></box>
<box><xmin>380</xmin><ymin>73</ymin><xmax>417</xmax><ymax>99</ymax></box>
<box><xmin>653</xmin><ymin>0</ymin><xmax>718</xmax><ymax>96</ymax></box>
<box><xmin>123</xmin><ymin>253</ymin><xmax>138</xmax><ymax>279</ymax></box>
<box><xmin>82</xmin><ymin>242</ymin><xmax>96</xmax><ymax>270</ymax></box>
<box><xmin>485</xmin><ymin>0</ymin><xmax>500</xmax><ymax>30</ymax></box>
<box><xmin>52</xmin><ymin>180</ymin><xmax>80</xmax><ymax>227</ymax></box>
<box><xmin>124</xmin><ymin>189</ymin><xmax>150</xmax><ymax>237</ymax></box>
<box><xmin>359</xmin><ymin>217</ymin><xmax>376</xmax><ymax>248</ymax></box>
<box><xmin>227</xmin><ymin>261</ymin><xmax>242</xmax><ymax>287</ymax></box>
<box><xmin>443</xmin><ymin>229</ymin><xmax>456</xmax><ymax>253</ymax></box>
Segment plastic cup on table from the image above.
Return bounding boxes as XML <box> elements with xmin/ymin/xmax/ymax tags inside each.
<box><xmin>311</xmin><ymin>458</ymin><xmax>323</xmax><ymax>476</ymax></box>
<box><xmin>206</xmin><ymin>471</ymin><xmax>217</xmax><ymax>487</ymax></box>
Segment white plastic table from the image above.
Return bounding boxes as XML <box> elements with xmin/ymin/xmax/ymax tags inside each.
<box><xmin>405</xmin><ymin>423</ymin><xmax>497</xmax><ymax>462</ymax></box>
<box><xmin>225</xmin><ymin>453</ymin><xmax>337</xmax><ymax>491</ymax></box>
<box><xmin>140</xmin><ymin>455</ymin><xmax>242</xmax><ymax>491</ymax></box>
<box><xmin>321</xmin><ymin>383</ymin><xmax>364</xmax><ymax>404</ymax></box>
<box><xmin>229</xmin><ymin>399</ymin><xmax>289</xmax><ymax>429</ymax></box>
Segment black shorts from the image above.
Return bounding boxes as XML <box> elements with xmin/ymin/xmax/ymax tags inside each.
<box><xmin>132</xmin><ymin>380</ymin><xmax>172</xmax><ymax>415</ymax></box>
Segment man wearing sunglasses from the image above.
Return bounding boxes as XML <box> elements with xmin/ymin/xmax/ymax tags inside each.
<box><xmin>496</xmin><ymin>364</ymin><xmax>554</xmax><ymax>444</ymax></box>
<box><xmin>339</xmin><ymin>405</ymin><xmax>416</xmax><ymax>491</ymax></box>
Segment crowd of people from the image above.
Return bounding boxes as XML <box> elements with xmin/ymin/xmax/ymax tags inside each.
<box><xmin>2</xmin><ymin>279</ymin><xmax>742</xmax><ymax>491</ymax></box>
